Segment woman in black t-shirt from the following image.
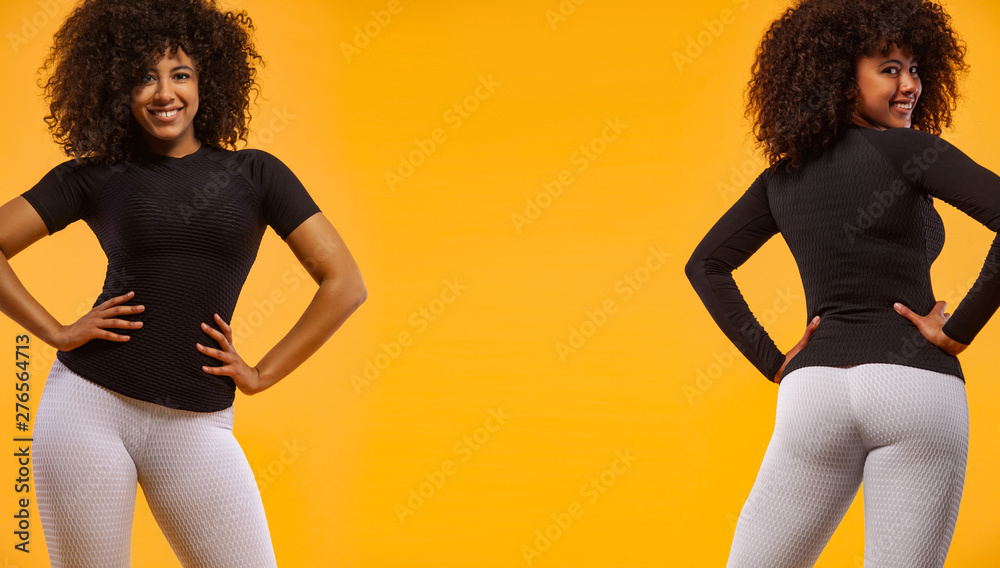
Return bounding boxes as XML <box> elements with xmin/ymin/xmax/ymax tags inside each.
<box><xmin>0</xmin><ymin>1</ymin><xmax>365</xmax><ymax>566</ymax></box>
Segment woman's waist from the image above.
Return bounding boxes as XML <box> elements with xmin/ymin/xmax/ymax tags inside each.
<box><xmin>805</xmin><ymin>309</ymin><xmax>931</xmax><ymax>338</ymax></box>
<box><xmin>807</xmin><ymin>300</ymin><xmax>936</xmax><ymax>324</ymax></box>
<box><xmin>795</xmin><ymin>315</ymin><xmax>958</xmax><ymax>370</ymax></box>
<box><xmin>91</xmin><ymin>285</ymin><xmax>240</xmax><ymax>319</ymax></box>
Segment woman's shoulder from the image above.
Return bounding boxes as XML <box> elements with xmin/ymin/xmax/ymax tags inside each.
<box><xmin>203</xmin><ymin>146</ymin><xmax>294</xmax><ymax>173</ymax></box>
<box><xmin>853</xmin><ymin>125</ymin><xmax>949</xmax><ymax>152</ymax></box>
<box><xmin>206</xmin><ymin>145</ymin><xmax>284</xmax><ymax>162</ymax></box>
<box><xmin>36</xmin><ymin>155</ymin><xmax>129</xmax><ymax>190</ymax></box>
<box><xmin>849</xmin><ymin>126</ymin><xmax>959</xmax><ymax>182</ymax></box>
<box><xmin>202</xmin><ymin>146</ymin><xmax>304</xmax><ymax>195</ymax></box>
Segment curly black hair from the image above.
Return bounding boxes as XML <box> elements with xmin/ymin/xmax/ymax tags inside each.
<box><xmin>41</xmin><ymin>0</ymin><xmax>263</xmax><ymax>163</ymax></box>
<box><xmin>746</xmin><ymin>0</ymin><xmax>968</xmax><ymax>168</ymax></box>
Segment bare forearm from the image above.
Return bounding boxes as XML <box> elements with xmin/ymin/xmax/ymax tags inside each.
<box><xmin>253</xmin><ymin>274</ymin><xmax>366</xmax><ymax>389</ymax></box>
<box><xmin>0</xmin><ymin>254</ymin><xmax>64</xmax><ymax>347</ymax></box>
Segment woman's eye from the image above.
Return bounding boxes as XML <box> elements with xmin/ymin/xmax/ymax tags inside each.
<box><xmin>174</xmin><ymin>73</ymin><xmax>191</xmax><ymax>80</ymax></box>
<box><xmin>139</xmin><ymin>74</ymin><xmax>155</xmax><ymax>84</ymax></box>
<box><xmin>882</xmin><ymin>67</ymin><xmax>899</xmax><ymax>75</ymax></box>
<box><xmin>910</xmin><ymin>66</ymin><xmax>919</xmax><ymax>76</ymax></box>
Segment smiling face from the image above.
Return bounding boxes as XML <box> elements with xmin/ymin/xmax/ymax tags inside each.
<box><xmin>851</xmin><ymin>42</ymin><xmax>922</xmax><ymax>130</ymax></box>
<box><xmin>131</xmin><ymin>46</ymin><xmax>201</xmax><ymax>157</ymax></box>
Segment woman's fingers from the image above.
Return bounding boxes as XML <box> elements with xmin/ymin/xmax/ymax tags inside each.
<box><xmin>100</xmin><ymin>330</ymin><xmax>131</xmax><ymax>341</ymax></box>
<box><xmin>214</xmin><ymin>313</ymin><xmax>234</xmax><ymax>344</ymax></box>
<box><xmin>802</xmin><ymin>315</ymin><xmax>820</xmax><ymax>338</ymax></box>
<box><xmin>196</xmin><ymin>317</ymin><xmax>257</xmax><ymax>393</ymax></box>
<box><xmin>893</xmin><ymin>301</ymin><xmax>928</xmax><ymax>326</ymax></box>
<box><xmin>793</xmin><ymin>316</ymin><xmax>820</xmax><ymax>349</ymax></box>
<box><xmin>931</xmin><ymin>300</ymin><xmax>949</xmax><ymax>319</ymax></box>
<box><xmin>93</xmin><ymin>292</ymin><xmax>144</xmax><ymax>323</ymax></box>
<box><xmin>894</xmin><ymin>301</ymin><xmax>946</xmax><ymax>328</ymax></box>
<box><xmin>56</xmin><ymin>292</ymin><xmax>145</xmax><ymax>351</ymax></box>
<box><xmin>200</xmin><ymin>321</ymin><xmax>231</xmax><ymax>349</ymax></box>
<box><xmin>101</xmin><ymin>304</ymin><xmax>144</xmax><ymax>317</ymax></box>
<box><xmin>95</xmin><ymin>290</ymin><xmax>136</xmax><ymax>309</ymax></box>
<box><xmin>96</xmin><ymin>318</ymin><xmax>142</xmax><ymax>330</ymax></box>
<box><xmin>198</xmin><ymin>319</ymin><xmax>241</xmax><ymax>366</ymax></box>
<box><xmin>776</xmin><ymin>316</ymin><xmax>821</xmax><ymax>384</ymax></box>
<box><xmin>196</xmin><ymin>341</ymin><xmax>228</xmax><ymax>361</ymax></box>
<box><xmin>99</xmin><ymin>290</ymin><xmax>134</xmax><ymax>306</ymax></box>
<box><xmin>193</xmin><ymin>315</ymin><xmax>259</xmax><ymax>392</ymax></box>
<box><xmin>893</xmin><ymin>300</ymin><xmax>967</xmax><ymax>355</ymax></box>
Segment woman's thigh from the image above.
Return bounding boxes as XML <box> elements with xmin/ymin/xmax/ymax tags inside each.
<box><xmin>136</xmin><ymin>405</ymin><xmax>277</xmax><ymax>568</ymax></box>
<box><xmin>851</xmin><ymin>364</ymin><xmax>969</xmax><ymax>568</ymax></box>
<box><xmin>727</xmin><ymin>366</ymin><xmax>867</xmax><ymax>568</ymax></box>
<box><xmin>34</xmin><ymin>358</ymin><xmax>139</xmax><ymax>568</ymax></box>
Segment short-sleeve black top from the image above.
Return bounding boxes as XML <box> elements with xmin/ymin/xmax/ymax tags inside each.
<box><xmin>686</xmin><ymin>126</ymin><xmax>1000</xmax><ymax>382</ymax></box>
<box><xmin>22</xmin><ymin>145</ymin><xmax>321</xmax><ymax>411</ymax></box>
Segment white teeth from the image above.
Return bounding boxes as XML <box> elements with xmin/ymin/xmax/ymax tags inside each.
<box><xmin>892</xmin><ymin>102</ymin><xmax>914</xmax><ymax>110</ymax></box>
<box><xmin>153</xmin><ymin>109</ymin><xmax>179</xmax><ymax>118</ymax></box>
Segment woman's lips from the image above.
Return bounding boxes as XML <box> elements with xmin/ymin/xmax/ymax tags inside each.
<box><xmin>891</xmin><ymin>100</ymin><xmax>915</xmax><ymax>112</ymax></box>
<box><xmin>148</xmin><ymin>108</ymin><xmax>182</xmax><ymax>122</ymax></box>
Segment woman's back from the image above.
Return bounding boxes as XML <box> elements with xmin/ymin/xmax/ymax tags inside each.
<box><xmin>687</xmin><ymin>126</ymin><xmax>1000</xmax><ymax>381</ymax></box>
<box><xmin>769</xmin><ymin>126</ymin><xmax>952</xmax><ymax>377</ymax></box>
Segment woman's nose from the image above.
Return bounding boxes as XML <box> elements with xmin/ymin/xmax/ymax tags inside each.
<box><xmin>154</xmin><ymin>81</ymin><xmax>174</xmax><ymax>101</ymax></box>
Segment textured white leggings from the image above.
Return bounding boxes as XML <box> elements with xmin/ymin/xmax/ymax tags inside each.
<box><xmin>727</xmin><ymin>364</ymin><xmax>969</xmax><ymax>568</ymax></box>
<box><xmin>34</xmin><ymin>358</ymin><xmax>277</xmax><ymax>568</ymax></box>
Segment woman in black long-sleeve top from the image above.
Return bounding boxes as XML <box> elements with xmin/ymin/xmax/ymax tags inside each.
<box><xmin>685</xmin><ymin>0</ymin><xmax>999</xmax><ymax>566</ymax></box>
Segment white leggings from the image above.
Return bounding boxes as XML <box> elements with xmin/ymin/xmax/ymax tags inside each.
<box><xmin>727</xmin><ymin>364</ymin><xmax>969</xmax><ymax>568</ymax></box>
<box><xmin>34</xmin><ymin>358</ymin><xmax>277</xmax><ymax>568</ymax></box>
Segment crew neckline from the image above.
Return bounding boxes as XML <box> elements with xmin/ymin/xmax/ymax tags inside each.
<box><xmin>138</xmin><ymin>143</ymin><xmax>211</xmax><ymax>162</ymax></box>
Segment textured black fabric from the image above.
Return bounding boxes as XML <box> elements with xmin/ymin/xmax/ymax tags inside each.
<box><xmin>686</xmin><ymin>126</ymin><xmax>1000</xmax><ymax>382</ymax></box>
<box><xmin>22</xmin><ymin>145</ymin><xmax>321</xmax><ymax>411</ymax></box>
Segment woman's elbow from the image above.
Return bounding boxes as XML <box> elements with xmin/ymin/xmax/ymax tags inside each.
<box><xmin>351</xmin><ymin>280</ymin><xmax>368</xmax><ymax>308</ymax></box>
<box><xmin>684</xmin><ymin>255</ymin><xmax>705</xmax><ymax>287</ymax></box>
<box><xmin>336</xmin><ymin>269</ymin><xmax>367</xmax><ymax>309</ymax></box>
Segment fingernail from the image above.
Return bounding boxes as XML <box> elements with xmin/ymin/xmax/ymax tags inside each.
<box><xmin>201</xmin><ymin>323</ymin><xmax>207</xmax><ymax>329</ymax></box>
<box><xmin>812</xmin><ymin>316</ymin><xmax>820</xmax><ymax>323</ymax></box>
<box><xmin>893</xmin><ymin>303</ymin><xmax>901</xmax><ymax>311</ymax></box>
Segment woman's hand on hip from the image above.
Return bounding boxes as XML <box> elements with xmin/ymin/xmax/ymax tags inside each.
<box><xmin>197</xmin><ymin>313</ymin><xmax>267</xmax><ymax>395</ymax></box>
<box><xmin>775</xmin><ymin>315</ymin><xmax>821</xmax><ymax>384</ymax></box>
<box><xmin>894</xmin><ymin>301</ymin><xmax>968</xmax><ymax>356</ymax></box>
<box><xmin>56</xmin><ymin>291</ymin><xmax>144</xmax><ymax>351</ymax></box>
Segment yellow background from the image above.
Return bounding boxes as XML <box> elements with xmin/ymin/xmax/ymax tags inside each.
<box><xmin>2</xmin><ymin>0</ymin><xmax>999</xmax><ymax>566</ymax></box>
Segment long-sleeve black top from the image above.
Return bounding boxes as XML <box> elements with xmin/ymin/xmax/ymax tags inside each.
<box><xmin>686</xmin><ymin>125</ymin><xmax>1000</xmax><ymax>382</ymax></box>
